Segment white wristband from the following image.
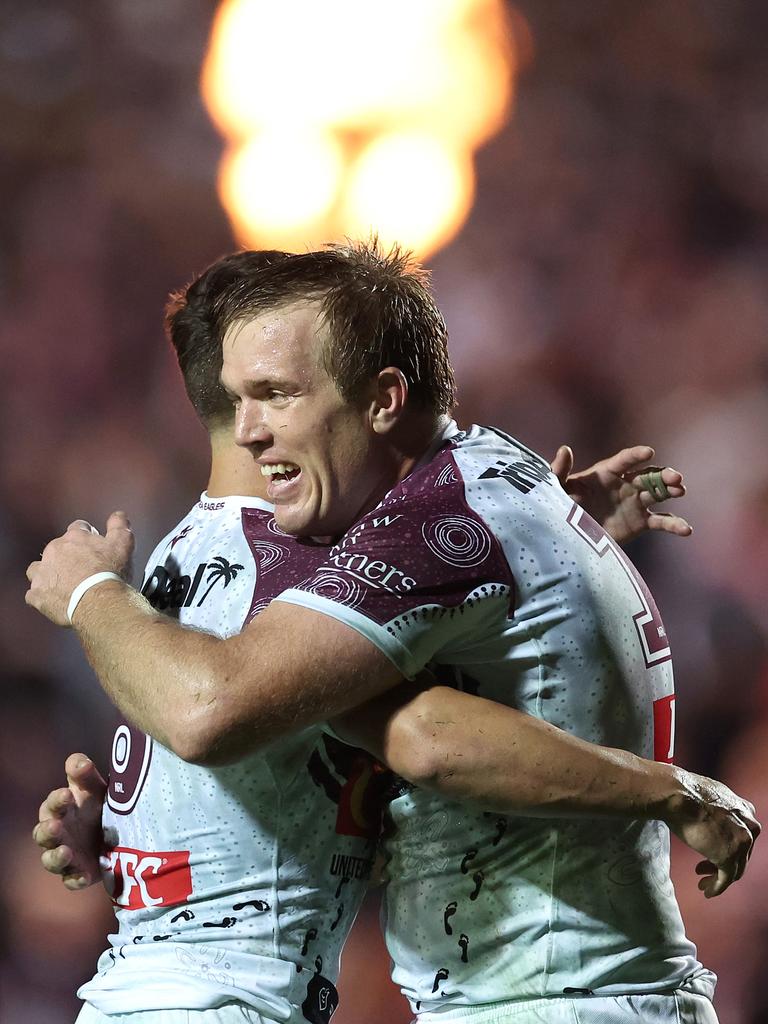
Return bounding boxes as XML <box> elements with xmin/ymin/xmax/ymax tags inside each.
<box><xmin>67</xmin><ymin>572</ymin><xmax>123</xmax><ymax>625</ymax></box>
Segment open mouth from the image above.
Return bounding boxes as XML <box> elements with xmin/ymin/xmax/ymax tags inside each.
<box><xmin>260</xmin><ymin>462</ymin><xmax>300</xmax><ymax>485</ymax></box>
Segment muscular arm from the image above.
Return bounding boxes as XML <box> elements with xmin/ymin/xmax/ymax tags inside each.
<box><xmin>25</xmin><ymin>516</ymin><xmax>402</xmax><ymax>763</ymax></box>
<box><xmin>335</xmin><ymin>683</ymin><xmax>670</xmax><ymax>818</ymax></box>
<box><xmin>25</xmin><ymin>438</ymin><xmax>689</xmax><ymax>760</ymax></box>
<box><xmin>39</xmin><ymin>687</ymin><xmax>758</xmax><ymax>899</ymax></box>
<box><xmin>334</xmin><ymin>685</ymin><xmax>761</xmax><ymax>897</ymax></box>
<box><xmin>71</xmin><ymin>582</ymin><xmax>403</xmax><ymax>763</ymax></box>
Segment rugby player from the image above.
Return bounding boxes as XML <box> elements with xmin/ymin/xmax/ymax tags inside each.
<box><xmin>28</xmin><ymin>243</ymin><xmax>759</xmax><ymax>1024</ymax></box>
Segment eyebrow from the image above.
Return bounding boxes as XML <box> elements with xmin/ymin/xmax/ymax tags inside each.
<box><xmin>220</xmin><ymin>376</ymin><xmax>300</xmax><ymax>396</ymax></box>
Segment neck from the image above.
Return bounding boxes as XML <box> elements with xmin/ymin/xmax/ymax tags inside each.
<box><xmin>391</xmin><ymin>412</ymin><xmax>452</xmax><ymax>483</ymax></box>
<box><xmin>347</xmin><ymin>412</ymin><xmax>451</xmax><ymax>532</ymax></box>
<box><xmin>206</xmin><ymin>429</ymin><xmax>268</xmax><ymax>500</ymax></box>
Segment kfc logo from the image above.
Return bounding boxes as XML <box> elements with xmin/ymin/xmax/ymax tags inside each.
<box><xmin>106</xmin><ymin>846</ymin><xmax>193</xmax><ymax>909</ymax></box>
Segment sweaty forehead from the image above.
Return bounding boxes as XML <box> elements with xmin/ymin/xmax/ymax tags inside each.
<box><xmin>221</xmin><ymin>302</ymin><xmax>328</xmax><ymax>385</ymax></box>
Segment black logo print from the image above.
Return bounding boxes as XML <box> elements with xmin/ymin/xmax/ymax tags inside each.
<box><xmin>301</xmin><ymin>928</ymin><xmax>318</xmax><ymax>956</ymax></box>
<box><xmin>443</xmin><ymin>901</ymin><xmax>458</xmax><ymax>935</ymax></box>
<box><xmin>202</xmin><ymin>917</ymin><xmax>236</xmax><ymax>929</ymax></box>
<box><xmin>469</xmin><ymin>871</ymin><xmax>484</xmax><ymax>900</ymax></box>
<box><xmin>301</xmin><ymin>956</ymin><xmax>339</xmax><ymax>1024</ymax></box>
<box><xmin>142</xmin><ymin>555</ymin><xmax>244</xmax><ymax>612</ymax></box>
<box><xmin>171</xmin><ymin>909</ymin><xmax>194</xmax><ymax>923</ymax></box>
<box><xmin>460</xmin><ymin>849</ymin><xmax>477</xmax><ymax>874</ymax></box>
<box><xmin>431</xmin><ymin>968</ymin><xmax>450</xmax><ymax>994</ymax></box>
<box><xmin>458</xmin><ymin>934</ymin><xmax>469</xmax><ymax>963</ymax></box>
<box><xmin>330</xmin><ymin>904</ymin><xmax>344</xmax><ymax>931</ymax></box>
<box><xmin>233</xmin><ymin>899</ymin><xmax>270</xmax><ymax>912</ymax></box>
<box><xmin>478</xmin><ymin>455</ymin><xmax>552</xmax><ymax>494</ymax></box>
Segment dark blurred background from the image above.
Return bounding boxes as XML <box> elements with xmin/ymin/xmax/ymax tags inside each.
<box><xmin>1</xmin><ymin>1</ymin><xmax>767</xmax><ymax>1021</ymax></box>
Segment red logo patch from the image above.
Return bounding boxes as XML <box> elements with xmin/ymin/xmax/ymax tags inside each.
<box><xmin>106</xmin><ymin>847</ymin><xmax>193</xmax><ymax>909</ymax></box>
<box><xmin>653</xmin><ymin>694</ymin><xmax>676</xmax><ymax>763</ymax></box>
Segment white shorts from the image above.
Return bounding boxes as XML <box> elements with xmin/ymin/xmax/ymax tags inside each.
<box><xmin>414</xmin><ymin>982</ymin><xmax>718</xmax><ymax>1024</ymax></box>
<box><xmin>75</xmin><ymin>1005</ymin><xmax>274</xmax><ymax>1024</ymax></box>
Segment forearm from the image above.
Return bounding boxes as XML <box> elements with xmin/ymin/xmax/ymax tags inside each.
<box><xmin>337</xmin><ymin>685</ymin><xmax>682</xmax><ymax>820</ymax></box>
<box><xmin>73</xmin><ymin>581</ymin><xmax>238</xmax><ymax>759</ymax></box>
<box><xmin>72</xmin><ymin>583</ymin><xmax>403</xmax><ymax>764</ymax></box>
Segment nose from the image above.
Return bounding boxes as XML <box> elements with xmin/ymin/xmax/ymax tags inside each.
<box><xmin>234</xmin><ymin>399</ymin><xmax>272</xmax><ymax>449</ymax></box>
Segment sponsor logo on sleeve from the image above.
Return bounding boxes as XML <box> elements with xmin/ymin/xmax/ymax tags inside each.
<box><xmin>479</xmin><ymin>455</ymin><xmax>552</xmax><ymax>494</ymax></box>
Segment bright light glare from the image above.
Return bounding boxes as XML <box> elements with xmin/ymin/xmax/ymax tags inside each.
<box><xmin>218</xmin><ymin>130</ymin><xmax>344</xmax><ymax>244</ymax></box>
<box><xmin>343</xmin><ymin>133</ymin><xmax>475</xmax><ymax>259</ymax></box>
<box><xmin>201</xmin><ymin>0</ymin><xmax>520</xmax><ymax>257</ymax></box>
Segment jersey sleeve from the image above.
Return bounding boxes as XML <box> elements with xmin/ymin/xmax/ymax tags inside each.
<box><xmin>274</xmin><ymin>453</ymin><xmax>515</xmax><ymax>679</ymax></box>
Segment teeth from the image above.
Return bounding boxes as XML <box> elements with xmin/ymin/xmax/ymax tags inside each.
<box><xmin>260</xmin><ymin>463</ymin><xmax>299</xmax><ymax>477</ymax></box>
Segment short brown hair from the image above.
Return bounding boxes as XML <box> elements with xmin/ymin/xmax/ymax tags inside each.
<box><xmin>209</xmin><ymin>239</ymin><xmax>456</xmax><ymax>415</ymax></box>
<box><xmin>165</xmin><ymin>249</ymin><xmax>290</xmax><ymax>425</ymax></box>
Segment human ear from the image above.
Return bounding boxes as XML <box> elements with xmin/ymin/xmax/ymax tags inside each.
<box><xmin>370</xmin><ymin>367</ymin><xmax>408</xmax><ymax>434</ymax></box>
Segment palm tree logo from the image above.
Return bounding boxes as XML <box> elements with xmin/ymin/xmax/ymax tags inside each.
<box><xmin>197</xmin><ymin>555</ymin><xmax>245</xmax><ymax>606</ymax></box>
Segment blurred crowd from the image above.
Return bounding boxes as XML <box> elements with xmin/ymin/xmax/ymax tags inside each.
<box><xmin>1</xmin><ymin>1</ymin><xmax>766</xmax><ymax>1021</ymax></box>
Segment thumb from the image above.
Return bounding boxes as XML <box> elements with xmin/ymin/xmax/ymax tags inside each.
<box><xmin>65</xmin><ymin>753</ymin><xmax>107</xmax><ymax>802</ymax></box>
<box><xmin>550</xmin><ymin>445</ymin><xmax>574</xmax><ymax>487</ymax></box>
<box><xmin>106</xmin><ymin>510</ymin><xmax>132</xmax><ymax>536</ymax></box>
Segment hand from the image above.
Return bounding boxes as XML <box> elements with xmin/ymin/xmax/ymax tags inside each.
<box><xmin>551</xmin><ymin>445</ymin><xmax>692</xmax><ymax>545</ymax></box>
<box><xmin>663</xmin><ymin>767</ymin><xmax>760</xmax><ymax>898</ymax></box>
<box><xmin>25</xmin><ymin>511</ymin><xmax>134</xmax><ymax>626</ymax></box>
<box><xmin>33</xmin><ymin>754</ymin><xmax>108</xmax><ymax>890</ymax></box>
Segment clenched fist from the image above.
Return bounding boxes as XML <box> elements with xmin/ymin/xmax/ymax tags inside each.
<box><xmin>26</xmin><ymin>511</ymin><xmax>134</xmax><ymax>626</ymax></box>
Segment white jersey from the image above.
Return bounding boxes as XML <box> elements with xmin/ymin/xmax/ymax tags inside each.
<box><xmin>79</xmin><ymin>494</ymin><xmax>383</xmax><ymax>1023</ymax></box>
<box><xmin>276</xmin><ymin>423</ymin><xmax>709</xmax><ymax>1013</ymax></box>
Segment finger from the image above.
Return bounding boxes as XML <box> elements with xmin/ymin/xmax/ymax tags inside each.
<box><xmin>660</xmin><ymin>466</ymin><xmax>685</xmax><ymax>493</ymax></box>
<box><xmin>33</xmin><ymin>818</ymin><xmax>65</xmax><ymax>849</ymax></box>
<box><xmin>710</xmin><ymin>866</ymin><xmax>733</xmax><ymax>897</ymax></box>
<box><xmin>740</xmin><ymin>804</ymin><xmax>761</xmax><ymax>839</ymax></box>
<box><xmin>25</xmin><ymin>560</ymin><xmax>41</xmax><ymax>582</ymax></box>
<box><xmin>550</xmin><ymin>446</ymin><xmax>574</xmax><ymax>486</ymax></box>
<box><xmin>600</xmin><ymin>446</ymin><xmax>656</xmax><ymax>475</ymax></box>
<box><xmin>38</xmin><ymin>787</ymin><xmax>75</xmax><ymax>821</ymax></box>
<box><xmin>698</xmin><ymin>864</ymin><xmax>733</xmax><ymax>898</ymax></box>
<box><xmin>732</xmin><ymin>829</ymin><xmax>754</xmax><ymax>880</ymax></box>
<box><xmin>62</xmin><ymin>873</ymin><xmax>92</xmax><ymax>891</ymax></box>
<box><xmin>695</xmin><ymin>860</ymin><xmax>717</xmax><ymax>875</ymax></box>
<box><xmin>637</xmin><ymin>487</ymin><xmax>685</xmax><ymax>510</ymax></box>
<box><xmin>637</xmin><ymin>470</ymin><xmax>671</xmax><ymax>502</ymax></box>
<box><xmin>645</xmin><ymin>512</ymin><xmax>693</xmax><ymax>536</ymax></box>
<box><xmin>67</xmin><ymin>520</ymin><xmax>98</xmax><ymax>534</ymax></box>
<box><xmin>42</xmin><ymin>844</ymin><xmax>74</xmax><ymax>875</ymax></box>
<box><xmin>634</xmin><ymin>467</ymin><xmax>686</xmax><ymax>503</ymax></box>
<box><xmin>65</xmin><ymin>753</ymin><xmax>107</xmax><ymax>798</ymax></box>
<box><xmin>106</xmin><ymin>510</ymin><xmax>132</xmax><ymax>535</ymax></box>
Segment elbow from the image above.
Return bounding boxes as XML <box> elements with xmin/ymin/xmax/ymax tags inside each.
<box><xmin>164</xmin><ymin>688</ymin><xmax>254</xmax><ymax>767</ymax></box>
<box><xmin>383</xmin><ymin>688</ymin><xmax>455</xmax><ymax>788</ymax></box>
<box><xmin>166</xmin><ymin>708</ymin><xmax>226</xmax><ymax>766</ymax></box>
